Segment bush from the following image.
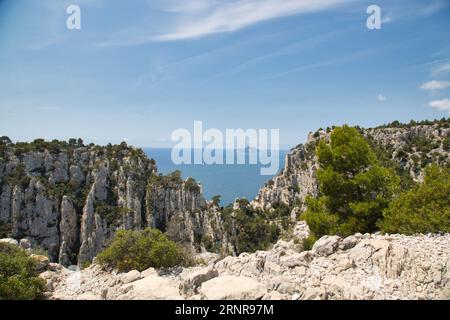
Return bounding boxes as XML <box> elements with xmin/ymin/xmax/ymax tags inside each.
<box><xmin>302</xmin><ymin>234</ymin><xmax>318</xmax><ymax>251</ymax></box>
<box><xmin>222</xmin><ymin>203</ymin><xmax>280</xmax><ymax>255</ymax></box>
<box><xmin>0</xmin><ymin>222</ymin><xmax>12</xmax><ymax>238</ymax></box>
<box><xmin>234</xmin><ymin>215</ymin><xmax>279</xmax><ymax>254</ymax></box>
<box><xmin>211</xmin><ymin>195</ymin><xmax>221</xmax><ymax>207</ymax></box>
<box><xmin>148</xmin><ymin>170</ymin><xmax>184</xmax><ymax>189</ymax></box>
<box><xmin>220</xmin><ymin>203</ymin><xmax>281</xmax><ymax>255</ymax></box>
<box><xmin>96</xmin><ymin>228</ymin><xmax>191</xmax><ymax>272</ymax></box>
<box><xmin>185</xmin><ymin>177</ymin><xmax>200</xmax><ymax>193</ymax></box>
<box><xmin>0</xmin><ymin>243</ymin><xmax>46</xmax><ymax>300</ymax></box>
<box><xmin>378</xmin><ymin>165</ymin><xmax>450</xmax><ymax>235</ymax></box>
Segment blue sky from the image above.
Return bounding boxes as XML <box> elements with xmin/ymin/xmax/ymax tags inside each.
<box><xmin>0</xmin><ymin>0</ymin><xmax>450</xmax><ymax>148</ymax></box>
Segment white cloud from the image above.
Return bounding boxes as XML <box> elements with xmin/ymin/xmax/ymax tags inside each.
<box><xmin>420</xmin><ymin>80</ymin><xmax>450</xmax><ymax>91</ymax></box>
<box><xmin>157</xmin><ymin>0</ymin><xmax>350</xmax><ymax>41</ymax></box>
<box><xmin>163</xmin><ymin>0</ymin><xmax>219</xmax><ymax>13</ymax></box>
<box><xmin>100</xmin><ymin>0</ymin><xmax>351</xmax><ymax>45</ymax></box>
<box><xmin>376</xmin><ymin>0</ymin><xmax>448</xmax><ymax>25</ymax></box>
<box><xmin>429</xmin><ymin>99</ymin><xmax>450</xmax><ymax>114</ymax></box>
<box><xmin>378</xmin><ymin>94</ymin><xmax>386</xmax><ymax>102</ymax></box>
<box><xmin>432</xmin><ymin>63</ymin><xmax>450</xmax><ymax>75</ymax></box>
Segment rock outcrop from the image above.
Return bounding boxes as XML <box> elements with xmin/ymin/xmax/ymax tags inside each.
<box><xmin>199</xmin><ymin>276</ymin><xmax>267</xmax><ymax>300</ymax></box>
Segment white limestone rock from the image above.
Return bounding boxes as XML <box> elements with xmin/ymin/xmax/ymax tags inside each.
<box><xmin>0</xmin><ymin>238</ymin><xmax>18</xmax><ymax>246</ymax></box>
<box><xmin>179</xmin><ymin>266</ymin><xmax>219</xmax><ymax>296</ymax></box>
<box><xmin>312</xmin><ymin>235</ymin><xmax>341</xmax><ymax>257</ymax></box>
<box><xmin>121</xmin><ymin>276</ymin><xmax>183</xmax><ymax>300</ymax></box>
<box><xmin>120</xmin><ymin>270</ymin><xmax>142</xmax><ymax>284</ymax></box>
<box><xmin>200</xmin><ymin>276</ymin><xmax>267</xmax><ymax>300</ymax></box>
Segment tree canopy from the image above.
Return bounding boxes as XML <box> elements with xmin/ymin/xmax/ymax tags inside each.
<box><xmin>378</xmin><ymin>165</ymin><xmax>450</xmax><ymax>235</ymax></box>
<box><xmin>302</xmin><ymin>125</ymin><xmax>400</xmax><ymax>237</ymax></box>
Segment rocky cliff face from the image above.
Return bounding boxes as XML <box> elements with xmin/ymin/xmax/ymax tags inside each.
<box><xmin>145</xmin><ymin>176</ymin><xmax>230</xmax><ymax>255</ymax></box>
<box><xmin>253</xmin><ymin>120</ymin><xmax>450</xmax><ymax>211</ymax></box>
<box><xmin>0</xmin><ymin>140</ymin><xmax>228</xmax><ymax>266</ymax></box>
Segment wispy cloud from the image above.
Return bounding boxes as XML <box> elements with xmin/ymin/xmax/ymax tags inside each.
<box><xmin>264</xmin><ymin>42</ymin><xmax>397</xmax><ymax>80</ymax></box>
<box><xmin>158</xmin><ymin>0</ymin><xmax>351</xmax><ymax>41</ymax></box>
<box><xmin>378</xmin><ymin>94</ymin><xmax>386</xmax><ymax>102</ymax></box>
<box><xmin>420</xmin><ymin>80</ymin><xmax>450</xmax><ymax>91</ymax></box>
<box><xmin>208</xmin><ymin>28</ymin><xmax>352</xmax><ymax>80</ymax></box>
<box><xmin>381</xmin><ymin>0</ymin><xmax>448</xmax><ymax>24</ymax></box>
<box><xmin>38</xmin><ymin>106</ymin><xmax>62</xmax><ymax>112</ymax></box>
<box><xmin>429</xmin><ymin>99</ymin><xmax>450</xmax><ymax>114</ymax></box>
<box><xmin>432</xmin><ymin>63</ymin><xmax>450</xmax><ymax>76</ymax></box>
<box><xmin>100</xmin><ymin>0</ymin><xmax>351</xmax><ymax>45</ymax></box>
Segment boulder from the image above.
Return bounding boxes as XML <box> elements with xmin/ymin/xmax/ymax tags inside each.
<box><xmin>19</xmin><ymin>238</ymin><xmax>32</xmax><ymax>249</ymax></box>
<box><xmin>302</xmin><ymin>287</ymin><xmax>327</xmax><ymax>300</ymax></box>
<box><xmin>179</xmin><ymin>266</ymin><xmax>219</xmax><ymax>296</ymax></box>
<box><xmin>31</xmin><ymin>254</ymin><xmax>50</xmax><ymax>271</ymax></box>
<box><xmin>0</xmin><ymin>238</ymin><xmax>18</xmax><ymax>246</ymax></box>
<box><xmin>312</xmin><ymin>235</ymin><xmax>341</xmax><ymax>257</ymax></box>
<box><xmin>141</xmin><ymin>267</ymin><xmax>158</xmax><ymax>278</ymax></box>
<box><xmin>121</xmin><ymin>276</ymin><xmax>183</xmax><ymax>300</ymax></box>
<box><xmin>120</xmin><ymin>270</ymin><xmax>141</xmax><ymax>284</ymax></box>
<box><xmin>339</xmin><ymin>234</ymin><xmax>362</xmax><ymax>250</ymax></box>
<box><xmin>200</xmin><ymin>276</ymin><xmax>267</xmax><ymax>300</ymax></box>
<box><xmin>291</xmin><ymin>221</ymin><xmax>311</xmax><ymax>241</ymax></box>
<box><xmin>280</xmin><ymin>251</ymin><xmax>315</xmax><ymax>268</ymax></box>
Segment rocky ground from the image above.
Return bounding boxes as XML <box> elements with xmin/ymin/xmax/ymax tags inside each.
<box><xmin>34</xmin><ymin>222</ymin><xmax>450</xmax><ymax>300</ymax></box>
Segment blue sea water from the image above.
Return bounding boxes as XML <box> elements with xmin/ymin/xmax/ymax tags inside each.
<box><xmin>144</xmin><ymin>148</ymin><xmax>288</xmax><ymax>206</ymax></box>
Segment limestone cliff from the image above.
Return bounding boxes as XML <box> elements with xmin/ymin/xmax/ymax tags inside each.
<box><xmin>0</xmin><ymin>139</ymin><xmax>228</xmax><ymax>266</ymax></box>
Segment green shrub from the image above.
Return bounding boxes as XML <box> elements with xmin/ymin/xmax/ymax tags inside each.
<box><xmin>302</xmin><ymin>234</ymin><xmax>318</xmax><ymax>251</ymax></box>
<box><xmin>95</xmin><ymin>202</ymin><xmax>123</xmax><ymax>227</ymax></box>
<box><xmin>221</xmin><ymin>203</ymin><xmax>281</xmax><ymax>255</ymax></box>
<box><xmin>228</xmin><ymin>207</ymin><xmax>280</xmax><ymax>254</ymax></box>
<box><xmin>0</xmin><ymin>222</ymin><xmax>12</xmax><ymax>238</ymax></box>
<box><xmin>234</xmin><ymin>215</ymin><xmax>279</xmax><ymax>254</ymax></box>
<box><xmin>96</xmin><ymin>228</ymin><xmax>191</xmax><ymax>272</ymax></box>
<box><xmin>0</xmin><ymin>243</ymin><xmax>46</xmax><ymax>300</ymax></box>
<box><xmin>4</xmin><ymin>164</ymin><xmax>30</xmax><ymax>189</ymax></box>
<box><xmin>185</xmin><ymin>177</ymin><xmax>200</xmax><ymax>193</ymax></box>
<box><xmin>378</xmin><ymin>165</ymin><xmax>450</xmax><ymax>235</ymax></box>
<box><xmin>148</xmin><ymin>170</ymin><xmax>184</xmax><ymax>189</ymax></box>
<box><xmin>211</xmin><ymin>195</ymin><xmax>221</xmax><ymax>207</ymax></box>
<box><xmin>443</xmin><ymin>136</ymin><xmax>450</xmax><ymax>152</ymax></box>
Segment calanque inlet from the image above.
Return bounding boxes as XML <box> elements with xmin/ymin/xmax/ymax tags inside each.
<box><xmin>0</xmin><ymin>118</ymin><xmax>449</xmax><ymax>300</ymax></box>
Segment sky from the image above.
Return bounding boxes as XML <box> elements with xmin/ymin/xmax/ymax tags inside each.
<box><xmin>0</xmin><ymin>0</ymin><xmax>450</xmax><ymax>149</ymax></box>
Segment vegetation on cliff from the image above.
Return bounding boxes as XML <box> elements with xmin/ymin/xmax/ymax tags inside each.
<box><xmin>222</xmin><ymin>199</ymin><xmax>291</xmax><ymax>255</ymax></box>
<box><xmin>302</xmin><ymin>125</ymin><xmax>400</xmax><ymax>238</ymax></box>
<box><xmin>301</xmin><ymin>123</ymin><xmax>450</xmax><ymax>241</ymax></box>
<box><xmin>379</xmin><ymin>165</ymin><xmax>450</xmax><ymax>235</ymax></box>
<box><xmin>97</xmin><ymin>228</ymin><xmax>192</xmax><ymax>272</ymax></box>
<box><xmin>0</xmin><ymin>243</ymin><xmax>45</xmax><ymax>300</ymax></box>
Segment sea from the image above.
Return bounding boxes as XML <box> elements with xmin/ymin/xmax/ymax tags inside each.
<box><xmin>144</xmin><ymin>148</ymin><xmax>288</xmax><ymax>206</ymax></box>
